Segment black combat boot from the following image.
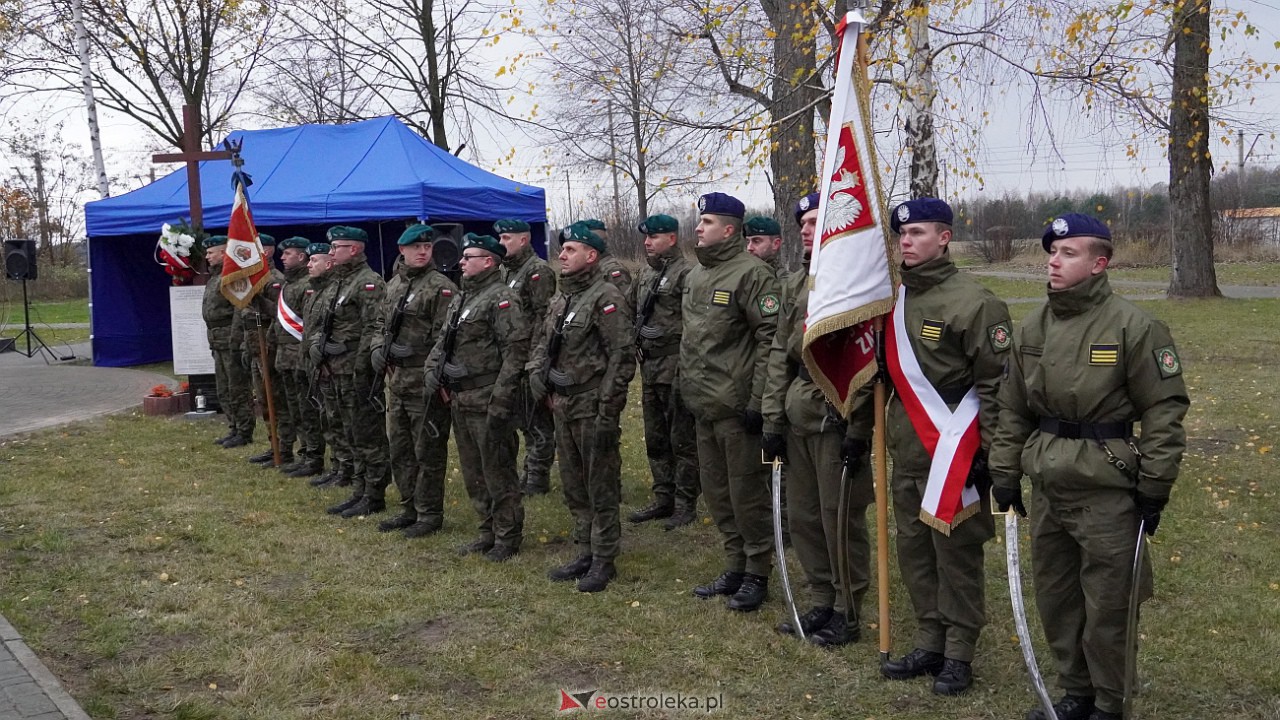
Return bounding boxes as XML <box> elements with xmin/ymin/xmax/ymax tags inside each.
<box><xmin>523</xmin><ymin>480</ymin><xmax>550</xmax><ymax>496</ymax></box>
<box><xmin>932</xmin><ymin>658</ymin><xmax>973</xmax><ymax>695</ymax></box>
<box><xmin>403</xmin><ymin>517</ymin><xmax>443</xmax><ymax>538</ymax></box>
<box><xmin>377</xmin><ymin>508</ymin><xmax>417</xmax><ymax>533</ymax></box>
<box><xmin>548</xmin><ymin>554</ymin><xmax>594</xmax><ymax>582</ymax></box>
<box><xmin>214</xmin><ymin>431</ymin><xmax>237</xmax><ymax>446</ymax></box>
<box><xmin>777</xmin><ymin>606</ymin><xmax>832</xmax><ymax>636</ymax></box>
<box><xmin>809</xmin><ymin>611</ymin><xmax>857</xmax><ymax>647</ymax></box>
<box><xmin>1086</xmin><ymin>710</ymin><xmax>1121</xmax><ymax>720</ymax></box>
<box><xmin>882</xmin><ymin>648</ymin><xmax>945</xmax><ymax>680</ymax></box>
<box><xmin>289</xmin><ymin>459</ymin><xmax>325</xmax><ymax>478</ymax></box>
<box><xmin>248</xmin><ymin>449</ymin><xmax>275</xmax><ymax>464</ymax></box>
<box><xmin>221</xmin><ymin>434</ymin><xmax>251</xmax><ymax>448</ymax></box>
<box><xmin>457</xmin><ymin>537</ymin><xmax>494</xmax><ymax>556</ymax></box>
<box><xmin>726</xmin><ymin>573</ymin><xmax>768</xmax><ymax>612</ymax></box>
<box><xmin>309</xmin><ymin>468</ymin><xmax>339</xmax><ymax>487</ymax></box>
<box><xmin>628</xmin><ymin>498</ymin><xmax>674</xmax><ymax>523</ymax></box>
<box><xmin>326</xmin><ymin>493</ymin><xmax>363</xmax><ymax>515</ymax></box>
<box><xmin>577</xmin><ymin>558</ymin><xmax>616</xmax><ymax>593</ymax></box>
<box><xmin>340</xmin><ymin>497</ymin><xmax>386</xmax><ymax>518</ymax></box>
<box><xmin>1026</xmin><ymin>694</ymin><xmax>1095</xmax><ymax>720</ymax></box>
<box><xmin>692</xmin><ymin>571</ymin><xmax>743</xmax><ymax>599</ymax></box>
<box><xmin>485</xmin><ymin>545</ymin><xmax>519</xmax><ymax>563</ymax></box>
<box><xmin>663</xmin><ymin>504</ymin><xmax>697</xmax><ymax>531</ymax></box>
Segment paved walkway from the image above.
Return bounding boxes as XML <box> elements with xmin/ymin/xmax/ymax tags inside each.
<box><xmin>0</xmin><ymin>342</ymin><xmax>173</xmax><ymax>718</ymax></box>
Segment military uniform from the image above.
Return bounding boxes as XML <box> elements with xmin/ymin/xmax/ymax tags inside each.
<box><xmin>272</xmin><ymin>260</ymin><xmax>312</xmax><ymax>472</ymax></box>
<box><xmin>233</xmin><ymin>262</ymin><xmax>290</xmax><ymax>463</ymax></box>
<box><xmin>425</xmin><ymin>248</ymin><xmax>529</xmax><ymax>556</ymax></box>
<box><xmin>372</xmin><ymin>245</ymin><xmax>458</xmax><ymax>536</ymax></box>
<box><xmin>303</xmin><ymin>264</ymin><xmax>352</xmax><ymax>486</ymax></box>
<box><xmin>314</xmin><ymin>243</ymin><xmax>392</xmax><ymax>517</ymax></box>
<box><xmin>630</xmin><ymin>243</ymin><xmax>699</xmax><ymax>526</ymax></box>
<box><xmin>501</xmin><ymin>241</ymin><xmax>558</xmax><ymax>493</ymax></box>
<box><xmin>680</xmin><ymin>193</ymin><xmax>780</xmax><ymax>610</ymax></box>
<box><xmin>202</xmin><ymin>242</ymin><xmax>255</xmax><ymax>445</ymax></box>
<box><xmin>990</xmin><ymin>215</ymin><xmax>1189</xmax><ymax>720</ymax></box>
<box><xmin>598</xmin><ymin>254</ymin><xmax>634</xmax><ymax>312</ymax></box>
<box><xmin>762</xmin><ymin>268</ymin><xmax>874</xmax><ymax>644</ymax></box>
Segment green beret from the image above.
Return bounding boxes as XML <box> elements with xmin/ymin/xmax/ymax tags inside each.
<box><xmin>256</xmin><ymin>233</ymin><xmax>276</xmax><ymax>246</ymax></box>
<box><xmin>398</xmin><ymin>223</ymin><xmax>435</xmax><ymax>246</ymax></box>
<box><xmin>638</xmin><ymin>214</ymin><xmax>678</xmax><ymax>235</ymax></box>
<box><xmin>306</xmin><ymin>242</ymin><xmax>331</xmax><ymax>256</ymax></box>
<box><xmin>278</xmin><ymin>236</ymin><xmax>310</xmax><ymax>251</ymax></box>
<box><xmin>580</xmin><ymin>218</ymin><xmax>607</xmax><ymax>231</ymax></box>
<box><xmin>326</xmin><ymin>225</ymin><xmax>368</xmax><ymax>242</ymax></box>
<box><xmin>462</xmin><ymin>232</ymin><xmax>506</xmax><ymax>259</ymax></box>
<box><xmin>743</xmin><ymin>216</ymin><xmax>782</xmax><ymax>237</ymax></box>
<box><xmin>494</xmin><ymin>218</ymin><xmax>531</xmax><ymax>234</ymax></box>
<box><xmin>203</xmin><ymin>235</ymin><xmax>228</xmax><ymax>249</ymax></box>
<box><xmin>560</xmin><ymin>222</ymin><xmax>606</xmax><ymax>254</ymax></box>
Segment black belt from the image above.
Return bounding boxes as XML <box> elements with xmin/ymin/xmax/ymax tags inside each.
<box><xmin>445</xmin><ymin>371</ymin><xmax>498</xmax><ymax>391</ymax></box>
<box><xmin>643</xmin><ymin>344</ymin><xmax>680</xmax><ymax>359</ymax></box>
<box><xmin>1039</xmin><ymin>417</ymin><xmax>1132</xmax><ymax>440</ymax></box>
<box><xmin>552</xmin><ymin>375</ymin><xmax>602</xmax><ymax>397</ymax></box>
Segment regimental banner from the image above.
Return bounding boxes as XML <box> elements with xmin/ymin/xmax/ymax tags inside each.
<box><xmin>220</xmin><ymin>181</ymin><xmax>270</xmax><ymax>309</ymax></box>
<box><xmin>801</xmin><ymin>11</ymin><xmax>899</xmax><ymax>414</ymax></box>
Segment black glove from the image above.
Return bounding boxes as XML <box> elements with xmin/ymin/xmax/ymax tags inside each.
<box><xmin>761</xmin><ymin>432</ymin><xmax>787</xmax><ymax>463</ymax></box>
<box><xmin>371</xmin><ymin>347</ymin><xmax>387</xmax><ymax>375</ymax></box>
<box><xmin>965</xmin><ymin>448</ymin><xmax>992</xmax><ymax>497</ymax></box>
<box><xmin>594</xmin><ymin>415</ymin><xmax>620</xmax><ymax>450</ymax></box>
<box><xmin>308</xmin><ymin>342</ymin><xmax>323</xmax><ymax>366</ymax></box>
<box><xmin>992</xmin><ymin>485</ymin><xmax>1026</xmax><ymax>517</ymax></box>
<box><xmin>742</xmin><ymin>408</ymin><xmax>764</xmax><ymax>435</ymax></box>
<box><xmin>529</xmin><ymin>373</ymin><xmax>548</xmax><ymax>403</ymax></box>
<box><xmin>842</xmin><ymin>437</ymin><xmax>869</xmax><ymax>468</ymax></box>
<box><xmin>1135</xmin><ymin>493</ymin><xmax>1167</xmax><ymax>536</ymax></box>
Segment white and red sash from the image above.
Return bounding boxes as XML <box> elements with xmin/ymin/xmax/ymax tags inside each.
<box><xmin>277</xmin><ymin>292</ymin><xmax>305</xmax><ymax>341</ymax></box>
<box><xmin>885</xmin><ymin>288</ymin><xmax>982</xmax><ymax>535</ymax></box>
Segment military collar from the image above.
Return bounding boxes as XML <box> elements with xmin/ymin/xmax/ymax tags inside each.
<box><xmin>694</xmin><ymin>235</ymin><xmax>745</xmax><ymax>268</ymax></box>
<box><xmin>285</xmin><ymin>265</ymin><xmax>308</xmax><ymax>282</ymax></box>
<box><xmin>646</xmin><ymin>248</ymin><xmax>679</xmax><ymax>271</ymax></box>
<box><xmin>461</xmin><ymin>263</ymin><xmax>501</xmax><ymax>291</ymax></box>
<box><xmin>899</xmin><ymin>252</ymin><xmax>957</xmax><ymax>292</ymax></box>
<box><xmin>559</xmin><ymin>265</ymin><xmax>600</xmax><ymax>294</ymax></box>
<box><xmin>1048</xmin><ymin>272</ymin><xmax>1112</xmax><ymax>318</ymax></box>
<box><xmin>503</xmin><ymin>243</ymin><xmax>534</xmax><ymax>269</ymax></box>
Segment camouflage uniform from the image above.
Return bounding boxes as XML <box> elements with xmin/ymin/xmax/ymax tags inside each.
<box><xmin>424</xmin><ymin>263</ymin><xmax>529</xmax><ymax>551</ymax></box>
<box><xmin>304</xmin><ymin>273</ymin><xmax>351</xmax><ymax>482</ymax></box>
<box><xmin>232</xmin><ymin>266</ymin><xmax>289</xmax><ymax>456</ymax></box>
<box><xmin>531</xmin><ymin>266</ymin><xmax>635</xmax><ymax>564</ymax></box>
<box><xmin>272</xmin><ymin>264</ymin><xmax>312</xmax><ymax>467</ymax></box>
<box><xmin>372</xmin><ymin>259</ymin><xmax>458</xmax><ymax>527</ymax></box>
<box><xmin>203</xmin><ymin>273</ymin><xmax>254</xmax><ymax>440</ymax></box>
<box><xmin>598</xmin><ymin>254</ymin><xmax>634</xmax><ymax>314</ymax></box>
<box><xmin>502</xmin><ymin>243</ymin><xmax>557</xmax><ymax>492</ymax></box>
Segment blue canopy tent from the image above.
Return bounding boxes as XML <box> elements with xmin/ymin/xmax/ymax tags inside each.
<box><xmin>84</xmin><ymin>117</ymin><xmax>547</xmax><ymax>367</ymax></box>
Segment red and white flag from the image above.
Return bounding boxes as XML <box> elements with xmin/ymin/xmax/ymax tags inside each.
<box><xmin>220</xmin><ymin>181</ymin><xmax>270</xmax><ymax>309</ymax></box>
<box><xmin>277</xmin><ymin>292</ymin><xmax>304</xmax><ymax>341</ymax></box>
<box><xmin>801</xmin><ymin>11</ymin><xmax>898</xmax><ymax>414</ymax></box>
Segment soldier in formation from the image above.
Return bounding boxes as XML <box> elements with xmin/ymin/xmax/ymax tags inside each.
<box><xmin>272</xmin><ymin>237</ymin><xmax>319</xmax><ymax>476</ymax></box>
<box><xmin>233</xmin><ymin>234</ymin><xmax>290</xmax><ymax>467</ymax></box>
<box><xmin>743</xmin><ymin>215</ymin><xmax>789</xmax><ymax>281</ymax></box>
<box><xmin>202</xmin><ymin>234</ymin><xmax>255</xmax><ymax>448</ymax></box>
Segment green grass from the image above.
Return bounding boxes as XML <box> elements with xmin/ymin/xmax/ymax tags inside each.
<box><xmin>1108</xmin><ymin>262</ymin><xmax>1280</xmax><ymax>286</ymax></box>
<box><xmin>10</xmin><ymin>298</ymin><xmax>91</xmax><ymax>324</ymax></box>
<box><xmin>2</xmin><ymin>296</ymin><xmax>1279</xmax><ymax>719</ymax></box>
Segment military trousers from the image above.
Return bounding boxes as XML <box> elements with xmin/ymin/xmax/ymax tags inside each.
<box><xmin>292</xmin><ymin>368</ymin><xmax>325</xmax><ymax>463</ymax></box>
<box><xmin>556</xmin><ymin>414</ymin><xmax>623</xmax><ymax>561</ymax></box>
<box><xmin>516</xmin><ymin>377</ymin><xmax>557</xmax><ymax>490</ymax></box>
<box><xmin>891</xmin><ymin>461</ymin><xmax>994</xmax><ymax>663</ymax></box>
<box><xmin>453</xmin><ymin>408</ymin><xmax>523</xmax><ymax>549</ymax></box>
<box><xmin>334</xmin><ymin>372</ymin><xmax>390</xmax><ymax>498</ymax></box>
<box><xmin>387</xmin><ymin>387</ymin><xmax>452</xmax><ymax>521</ymax></box>
<box><xmin>318</xmin><ymin>375</ymin><xmax>353</xmax><ymax>478</ymax></box>
<box><xmin>786</xmin><ymin>427</ymin><xmax>874</xmax><ymax>613</ymax></box>
<box><xmin>213</xmin><ymin>348</ymin><xmax>254</xmax><ymax>437</ymax></box>
<box><xmin>249</xmin><ymin>348</ymin><xmax>290</xmax><ymax>452</ymax></box>
<box><xmin>695</xmin><ymin>414</ymin><xmax>774</xmax><ymax>577</ymax></box>
<box><xmin>1030</xmin><ymin>488</ymin><xmax>1153</xmax><ymax>715</ymax></box>
<box><xmin>267</xmin><ymin>361</ymin><xmax>301</xmax><ymax>457</ymax></box>
<box><xmin>641</xmin><ymin>382</ymin><xmax>699</xmax><ymax>509</ymax></box>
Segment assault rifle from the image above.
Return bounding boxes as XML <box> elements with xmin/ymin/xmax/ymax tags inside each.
<box><xmin>368</xmin><ymin>287</ymin><xmax>411</xmax><ymax>409</ymax></box>
<box><xmin>541</xmin><ymin>296</ymin><xmax>572</xmax><ymax>392</ymax></box>
<box><xmin>423</xmin><ymin>295</ymin><xmax>464</xmax><ymax>432</ymax></box>
<box><xmin>633</xmin><ymin>259</ymin><xmax>670</xmax><ymax>360</ymax></box>
<box><xmin>307</xmin><ymin>283</ymin><xmax>341</xmax><ymax>410</ymax></box>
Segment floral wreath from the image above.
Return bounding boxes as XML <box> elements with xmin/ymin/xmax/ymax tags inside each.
<box><xmin>155</xmin><ymin>220</ymin><xmax>203</xmax><ymax>285</ymax></box>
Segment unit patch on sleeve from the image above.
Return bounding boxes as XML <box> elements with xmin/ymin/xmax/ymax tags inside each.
<box><xmin>610</xmin><ymin>270</ymin><xmax>623</xmax><ymax>278</ymax></box>
<box><xmin>919</xmin><ymin>319</ymin><xmax>945</xmax><ymax>342</ymax></box>
<box><xmin>711</xmin><ymin>289</ymin><xmax>732</xmax><ymax>306</ymax></box>
<box><xmin>987</xmin><ymin>322</ymin><xmax>1012</xmax><ymax>352</ymax></box>
<box><xmin>1089</xmin><ymin>343</ymin><xmax>1119</xmax><ymax>366</ymax></box>
<box><xmin>1153</xmin><ymin>345</ymin><xmax>1182</xmax><ymax>378</ymax></box>
<box><xmin>602</xmin><ymin>303</ymin><xmax>617</xmax><ymax>315</ymax></box>
<box><xmin>497</xmin><ymin>300</ymin><xmax>511</xmax><ymax>310</ymax></box>
<box><xmin>441</xmin><ymin>289</ymin><xmax>453</xmax><ymax>297</ymax></box>
<box><xmin>757</xmin><ymin>293</ymin><xmax>780</xmax><ymax>316</ymax></box>
<box><xmin>363</xmin><ymin>283</ymin><xmax>376</xmax><ymax>291</ymax></box>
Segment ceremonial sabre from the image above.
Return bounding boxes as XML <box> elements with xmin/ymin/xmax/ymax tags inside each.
<box><xmin>835</xmin><ymin>461</ymin><xmax>854</xmax><ymax>625</ymax></box>
<box><xmin>1005</xmin><ymin>510</ymin><xmax>1057</xmax><ymax>720</ymax></box>
<box><xmin>1123</xmin><ymin>518</ymin><xmax>1147</xmax><ymax>719</ymax></box>
<box><xmin>769</xmin><ymin>456</ymin><xmax>805</xmax><ymax>640</ymax></box>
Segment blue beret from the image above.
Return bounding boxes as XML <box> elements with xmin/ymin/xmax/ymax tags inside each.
<box><xmin>306</xmin><ymin>242</ymin><xmax>331</xmax><ymax>256</ymax></box>
<box><xmin>795</xmin><ymin>192</ymin><xmax>821</xmax><ymax>224</ymax></box>
<box><xmin>278</xmin><ymin>236</ymin><xmax>310</xmax><ymax>250</ymax></box>
<box><xmin>398</xmin><ymin>223</ymin><xmax>435</xmax><ymax>246</ymax></box>
<box><xmin>494</xmin><ymin>218</ymin><xmax>531</xmax><ymax>234</ymax></box>
<box><xmin>560</xmin><ymin>222</ymin><xmax>606</xmax><ymax>254</ymax></box>
<box><xmin>580</xmin><ymin>218</ymin><xmax>607</xmax><ymax>231</ymax></box>
<box><xmin>462</xmin><ymin>232</ymin><xmax>506</xmax><ymax>259</ymax></box>
<box><xmin>743</xmin><ymin>216</ymin><xmax>782</xmax><ymax>237</ymax></box>
<box><xmin>697</xmin><ymin>192</ymin><xmax>745</xmax><ymax>219</ymax></box>
<box><xmin>326</xmin><ymin>225</ymin><xmax>368</xmax><ymax>242</ymax></box>
<box><xmin>203</xmin><ymin>235</ymin><xmax>228</xmax><ymax>249</ymax></box>
<box><xmin>638</xmin><ymin>214</ymin><xmax>678</xmax><ymax>234</ymax></box>
<box><xmin>890</xmin><ymin>197</ymin><xmax>953</xmax><ymax>233</ymax></box>
<box><xmin>1041</xmin><ymin>213</ymin><xmax>1112</xmax><ymax>252</ymax></box>
<box><xmin>256</xmin><ymin>233</ymin><xmax>276</xmax><ymax>247</ymax></box>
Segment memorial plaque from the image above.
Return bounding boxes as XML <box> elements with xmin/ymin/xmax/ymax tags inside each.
<box><xmin>170</xmin><ymin>285</ymin><xmax>215</xmax><ymax>375</ymax></box>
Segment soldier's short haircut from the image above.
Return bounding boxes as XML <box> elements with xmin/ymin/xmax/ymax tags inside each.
<box><xmin>1089</xmin><ymin>237</ymin><xmax>1114</xmax><ymax>260</ymax></box>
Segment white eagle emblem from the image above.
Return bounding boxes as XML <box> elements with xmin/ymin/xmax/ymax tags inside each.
<box><xmin>799</xmin><ymin>195</ymin><xmax>810</xmax><ymax>211</ymax></box>
<box><xmin>823</xmin><ymin>144</ymin><xmax>865</xmax><ymax>233</ymax></box>
<box><xmin>1052</xmin><ymin>218</ymin><xmax>1069</xmax><ymax>236</ymax></box>
<box><xmin>896</xmin><ymin>204</ymin><xmax>910</xmax><ymax>223</ymax></box>
<box><xmin>562</xmin><ymin>227</ymin><xmax>572</xmax><ymax>239</ymax></box>
<box><xmin>698</xmin><ymin>196</ymin><xmax>707</xmax><ymax>212</ymax></box>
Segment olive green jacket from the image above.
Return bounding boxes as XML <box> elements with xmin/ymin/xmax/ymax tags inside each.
<box><xmin>502</xmin><ymin>243</ymin><xmax>556</xmax><ymax>352</ymax></box>
<box><xmin>372</xmin><ymin>262</ymin><xmax>458</xmax><ymax>394</ymax></box>
<box><xmin>678</xmin><ymin>237</ymin><xmax>780</xmax><ymax>422</ymax></box>
<box><xmin>272</xmin><ymin>265</ymin><xmax>311</xmax><ymax>372</ymax></box>
<box><xmin>632</xmin><ymin>249</ymin><xmax>693</xmax><ymax>386</ymax></box>
<box><xmin>989</xmin><ymin>272</ymin><xmax>1189</xmax><ymax>505</ymax></box>
<box><xmin>599</xmin><ymin>254</ymin><xmax>634</xmax><ymax>313</ymax></box>
<box><xmin>201</xmin><ymin>271</ymin><xmax>236</xmax><ymax>351</ymax></box>
<box><xmin>299</xmin><ymin>274</ymin><xmax>331</xmax><ymax>371</ymax></box>
<box><xmin>311</xmin><ymin>258</ymin><xmax>386</xmax><ymax>378</ymax></box>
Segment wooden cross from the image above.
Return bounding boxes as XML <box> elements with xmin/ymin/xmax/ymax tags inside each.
<box><xmin>152</xmin><ymin>104</ymin><xmax>233</xmax><ymax>233</ymax></box>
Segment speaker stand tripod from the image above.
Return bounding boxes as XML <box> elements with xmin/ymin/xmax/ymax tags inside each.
<box><xmin>11</xmin><ymin>278</ymin><xmax>73</xmax><ymax>363</ymax></box>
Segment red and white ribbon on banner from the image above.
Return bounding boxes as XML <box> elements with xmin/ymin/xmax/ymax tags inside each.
<box><xmin>277</xmin><ymin>292</ymin><xmax>304</xmax><ymax>341</ymax></box>
<box><xmin>885</xmin><ymin>288</ymin><xmax>982</xmax><ymax>535</ymax></box>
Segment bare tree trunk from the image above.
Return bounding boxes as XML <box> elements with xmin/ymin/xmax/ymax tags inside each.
<box><xmin>904</xmin><ymin>0</ymin><xmax>939</xmax><ymax>199</ymax></box>
<box><xmin>71</xmin><ymin>0</ymin><xmax>108</xmax><ymax>198</ymax></box>
<box><xmin>1167</xmin><ymin>0</ymin><xmax>1220</xmax><ymax>298</ymax></box>
<box><xmin>418</xmin><ymin>0</ymin><xmax>450</xmax><ymax>150</ymax></box>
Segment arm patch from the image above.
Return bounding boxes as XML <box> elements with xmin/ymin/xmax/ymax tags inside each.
<box><xmin>1153</xmin><ymin>345</ymin><xmax>1182</xmax><ymax>378</ymax></box>
<box><xmin>988</xmin><ymin>322</ymin><xmax>1012</xmax><ymax>352</ymax></box>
